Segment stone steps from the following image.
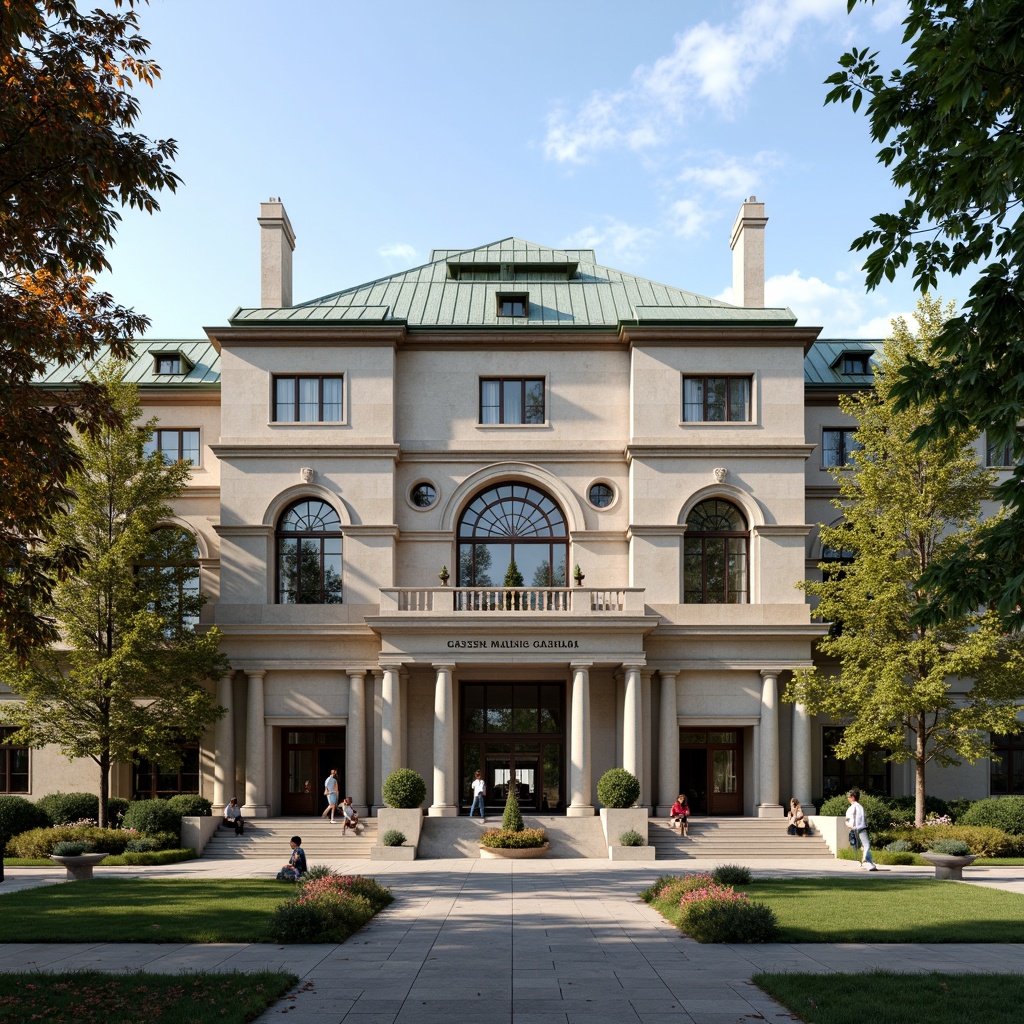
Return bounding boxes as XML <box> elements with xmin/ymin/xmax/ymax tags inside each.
<box><xmin>202</xmin><ymin>818</ymin><xmax>378</xmax><ymax>860</ymax></box>
<box><xmin>648</xmin><ymin>818</ymin><xmax>831</xmax><ymax>859</ymax></box>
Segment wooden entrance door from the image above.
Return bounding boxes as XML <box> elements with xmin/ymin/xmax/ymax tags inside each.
<box><xmin>281</xmin><ymin>729</ymin><xmax>345</xmax><ymax>815</ymax></box>
<box><xmin>679</xmin><ymin>729</ymin><xmax>744</xmax><ymax>815</ymax></box>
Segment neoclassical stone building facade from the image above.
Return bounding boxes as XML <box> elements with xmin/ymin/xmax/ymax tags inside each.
<box><xmin>11</xmin><ymin>198</ymin><xmax>1015</xmax><ymax>816</ymax></box>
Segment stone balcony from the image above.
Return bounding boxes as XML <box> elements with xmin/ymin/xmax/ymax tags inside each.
<box><xmin>377</xmin><ymin>587</ymin><xmax>646</xmax><ymax>615</ymax></box>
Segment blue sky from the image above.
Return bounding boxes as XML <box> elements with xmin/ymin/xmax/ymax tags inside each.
<box><xmin>98</xmin><ymin>0</ymin><xmax>952</xmax><ymax>340</ymax></box>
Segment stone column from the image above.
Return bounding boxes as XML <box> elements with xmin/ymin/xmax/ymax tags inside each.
<box><xmin>567</xmin><ymin>663</ymin><xmax>594</xmax><ymax>816</ymax></box>
<box><xmin>243</xmin><ymin>670</ymin><xmax>268</xmax><ymax>817</ymax></box>
<box><xmin>212</xmin><ymin>672</ymin><xmax>235</xmax><ymax>812</ymax></box>
<box><xmin>381</xmin><ymin>664</ymin><xmax>402</xmax><ymax>784</ymax></box>
<box><xmin>399</xmin><ymin>668</ymin><xmax>410</xmax><ymax>770</ymax></box>
<box><xmin>429</xmin><ymin>663</ymin><xmax>457</xmax><ymax>816</ymax></box>
<box><xmin>371</xmin><ymin>670</ymin><xmax>383</xmax><ymax>810</ymax></box>
<box><xmin>758</xmin><ymin>670</ymin><xmax>782</xmax><ymax>817</ymax></box>
<box><xmin>658</xmin><ymin>670</ymin><xmax>679</xmax><ymax>816</ymax></box>
<box><xmin>622</xmin><ymin>664</ymin><xmax>643</xmax><ymax>796</ymax></box>
<box><xmin>346</xmin><ymin>669</ymin><xmax>367</xmax><ymax>815</ymax></box>
<box><xmin>641</xmin><ymin>670</ymin><xmax>652</xmax><ymax>809</ymax></box>
<box><xmin>792</xmin><ymin>701</ymin><xmax>815</xmax><ymax>813</ymax></box>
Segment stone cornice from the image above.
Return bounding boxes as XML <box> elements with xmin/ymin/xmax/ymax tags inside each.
<box><xmin>626</xmin><ymin>444</ymin><xmax>816</xmax><ymax>461</ymax></box>
<box><xmin>212</xmin><ymin>444</ymin><xmax>401</xmax><ymax>460</ymax></box>
<box><xmin>620</xmin><ymin>324</ymin><xmax>821</xmax><ymax>350</ymax></box>
<box><xmin>205</xmin><ymin>325</ymin><xmax>406</xmax><ymax>349</ymax></box>
<box><xmin>752</xmin><ymin>524</ymin><xmax>813</xmax><ymax>538</ymax></box>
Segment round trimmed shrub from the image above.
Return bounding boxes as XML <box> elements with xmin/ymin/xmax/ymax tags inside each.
<box><xmin>930</xmin><ymin>838</ymin><xmax>972</xmax><ymax>856</ymax></box>
<box><xmin>619</xmin><ymin>829</ymin><xmax>645</xmax><ymax>847</ymax></box>
<box><xmin>381</xmin><ymin>829</ymin><xmax>406</xmax><ymax>847</ymax></box>
<box><xmin>37</xmin><ymin>791</ymin><xmax>99</xmax><ymax>825</ymax></box>
<box><xmin>712</xmin><ymin>864</ymin><xmax>752</xmax><ymax>885</ymax></box>
<box><xmin>122</xmin><ymin>798</ymin><xmax>179</xmax><ymax>836</ymax></box>
<box><xmin>167</xmin><ymin>794</ymin><xmax>212</xmax><ymax>818</ymax></box>
<box><xmin>682</xmin><ymin>898</ymin><xmax>780</xmax><ymax>943</ymax></box>
<box><xmin>597</xmin><ymin>768</ymin><xmax>640</xmax><ymax>808</ymax></box>
<box><xmin>958</xmin><ymin>796</ymin><xmax>1024</xmax><ymax>836</ymax></box>
<box><xmin>0</xmin><ymin>795</ymin><xmax>50</xmax><ymax>849</ymax></box>
<box><xmin>52</xmin><ymin>840</ymin><xmax>95</xmax><ymax>857</ymax></box>
<box><xmin>382</xmin><ymin>769</ymin><xmax>426</xmax><ymax>809</ymax></box>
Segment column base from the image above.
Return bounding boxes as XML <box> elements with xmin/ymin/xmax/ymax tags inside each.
<box><xmin>427</xmin><ymin>804</ymin><xmax>458</xmax><ymax>817</ymax></box>
<box><xmin>566</xmin><ymin>804</ymin><xmax>595</xmax><ymax>817</ymax></box>
<box><xmin>757</xmin><ymin>803</ymin><xmax>784</xmax><ymax>818</ymax></box>
<box><xmin>241</xmin><ymin>804</ymin><xmax>270</xmax><ymax>818</ymax></box>
<box><xmin>803</xmin><ymin>804</ymin><xmax>817</xmax><ymax>815</ymax></box>
<box><xmin>656</xmin><ymin>804</ymin><xmax>676</xmax><ymax>817</ymax></box>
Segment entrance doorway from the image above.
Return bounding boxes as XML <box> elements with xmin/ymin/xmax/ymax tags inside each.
<box><xmin>679</xmin><ymin>728</ymin><xmax>743</xmax><ymax>815</ymax></box>
<box><xmin>281</xmin><ymin>729</ymin><xmax>345</xmax><ymax>815</ymax></box>
<box><xmin>459</xmin><ymin>682</ymin><xmax>565</xmax><ymax>814</ymax></box>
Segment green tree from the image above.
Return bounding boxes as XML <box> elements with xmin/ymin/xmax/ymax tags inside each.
<box><xmin>0</xmin><ymin>1</ymin><xmax>180</xmax><ymax>659</ymax></box>
<box><xmin>503</xmin><ymin>560</ymin><xmax>524</xmax><ymax>588</ymax></box>
<box><xmin>785</xmin><ymin>298</ymin><xmax>1024</xmax><ymax>825</ymax></box>
<box><xmin>826</xmin><ymin>0</ymin><xmax>1024</xmax><ymax>627</ymax></box>
<box><xmin>0</xmin><ymin>365</ymin><xmax>227</xmax><ymax>826</ymax></box>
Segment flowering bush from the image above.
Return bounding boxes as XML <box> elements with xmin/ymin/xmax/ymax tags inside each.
<box><xmin>271</xmin><ymin>871</ymin><xmax>392</xmax><ymax>943</ymax></box>
<box><xmin>679</xmin><ymin>882</ymin><xmax>746</xmax><ymax>906</ymax></box>
<box><xmin>657</xmin><ymin>873</ymin><xmax>715</xmax><ymax>901</ymax></box>
<box><xmin>682</xmin><ymin>897</ymin><xmax>780</xmax><ymax>943</ymax></box>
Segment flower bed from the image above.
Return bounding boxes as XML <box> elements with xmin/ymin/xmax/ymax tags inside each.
<box><xmin>269</xmin><ymin>870</ymin><xmax>393</xmax><ymax>943</ymax></box>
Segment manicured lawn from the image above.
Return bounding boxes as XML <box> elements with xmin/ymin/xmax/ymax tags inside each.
<box><xmin>0</xmin><ymin>970</ymin><xmax>297</xmax><ymax>1024</ymax></box>
<box><xmin>0</xmin><ymin>879</ymin><xmax>296</xmax><ymax>943</ymax></box>
<box><xmin>754</xmin><ymin>971</ymin><xmax>1024</xmax><ymax>1024</ymax></box>
<box><xmin>647</xmin><ymin>877</ymin><xmax>1024</xmax><ymax>943</ymax></box>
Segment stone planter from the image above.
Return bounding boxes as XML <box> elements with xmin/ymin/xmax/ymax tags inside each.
<box><xmin>50</xmin><ymin>852</ymin><xmax>107</xmax><ymax>880</ymax></box>
<box><xmin>369</xmin><ymin>845</ymin><xmax>417</xmax><ymax>861</ymax></box>
<box><xmin>599</xmin><ymin>807</ymin><xmax>649</xmax><ymax>854</ymax></box>
<box><xmin>609</xmin><ymin>845</ymin><xmax>656</xmax><ymax>862</ymax></box>
<box><xmin>376</xmin><ymin>807</ymin><xmax>424</xmax><ymax>850</ymax></box>
<box><xmin>921</xmin><ymin>852</ymin><xmax>977</xmax><ymax>880</ymax></box>
<box><xmin>479</xmin><ymin>843</ymin><xmax>550</xmax><ymax>859</ymax></box>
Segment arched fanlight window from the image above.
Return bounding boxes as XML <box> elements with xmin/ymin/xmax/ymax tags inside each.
<box><xmin>138</xmin><ymin>527</ymin><xmax>201</xmax><ymax>632</ymax></box>
<box><xmin>457</xmin><ymin>483</ymin><xmax>568</xmax><ymax>587</ymax></box>
<box><xmin>683</xmin><ymin>499</ymin><xmax>749</xmax><ymax>604</ymax></box>
<box><xmin>276</xmin><ymin>500</ymin><xmax>343</xmax><ymax>604</ymax></box>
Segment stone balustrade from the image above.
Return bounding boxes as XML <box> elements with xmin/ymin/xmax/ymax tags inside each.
<box><xmin>378</xmin><ymin>587</ymin><xmax>645</xmax><ymax>615</ymax></box>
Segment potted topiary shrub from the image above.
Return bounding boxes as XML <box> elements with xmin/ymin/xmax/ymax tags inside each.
<box><xmin>374</xmin><ymin>768</ymin><xmax>427</xmax><ymax>859</ymax></box>
<box><xmin>597</xmin><ymin>769</ymin><xmax>652</xmax><ymax>860</ymax></box>
<box><xmin>921</xmin><ymin>838</ymin><xmax>977</xmax><ymax>880</ymax></box>
<box><xmin>479</xmin><ymin>786</ymin><xmax>549</xmax><ymax>858</ymax></box>
<box><xmin>49</xmin><ymin>840</ymin><xmax>107</xmax><ymax>880</ymax></box>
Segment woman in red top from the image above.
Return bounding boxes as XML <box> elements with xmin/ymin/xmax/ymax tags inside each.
<box><xmin>670</xmin><ymin>794</ymin><xmax>690</xmax><ymax>836</ymax></box>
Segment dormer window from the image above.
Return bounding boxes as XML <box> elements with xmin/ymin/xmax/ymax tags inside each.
<box><xmin>153</xmin><ymin>351</ymin><xmax>192</xmax><ymax>375</ymax></box>
<box><xmin>833</xmin><ymin>350</ymin><xmax>872</xmax><ymax>375</ymax></box>
<box><xmin>496</xmin><ymin>293</ymin><xmax>528</xmax><ymax>318</ymax></box>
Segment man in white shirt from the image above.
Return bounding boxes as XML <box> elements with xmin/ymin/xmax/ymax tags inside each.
<box><xmin>321</xmin><ymin>768</ymin><xmax>340</xmax><ymax>822</ymax></box>
<box><xmin>845</xmin><ymin>788</ymin><xmax>877</xmax><ymax>871</ymax></box>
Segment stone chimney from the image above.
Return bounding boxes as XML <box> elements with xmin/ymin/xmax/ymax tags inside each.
<box><xmin>258</xmin><ymin>197</ymin><xmax>296</xmax><ymax>307</ymax></box>
<box><xmin>729</xmin><ymin>196</ymin><xmax>767</xmax><ymax>308</ymax></box>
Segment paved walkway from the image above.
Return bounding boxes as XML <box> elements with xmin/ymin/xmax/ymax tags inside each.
<box><xmin>2</xmin><ymin>857</ymin><xmax>1023</xmax><ymax>1023</ymax></box>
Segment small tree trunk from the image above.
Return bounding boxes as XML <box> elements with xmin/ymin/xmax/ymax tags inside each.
<box><xmin>98</xmin><ymin>752</ymin><xmax>110</xmax><ymax>829</ymax></box>
<box><xmin>915</xmin><ymin>714</ymin><xmax>927</xmax><ymax>827</ymax></box>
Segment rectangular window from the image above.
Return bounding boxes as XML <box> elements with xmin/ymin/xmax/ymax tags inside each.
<box><xmin>144</xmin><ymin>429</ymin><xmax>201</xmax><ymax>466</ymax></box>
<box><xmin>133</xmin><ymin>745</ymin><xmax>200</xmax><ymax>798</ymax></box>
<box><xmin>822</xmin><ymin>428</ymin><xmax>861</xmax><ymax>468</ymax></box>
<box><xmin>479</xmin><ymin>378</ymin><xmax>544</xmax><ymax>424</ymax></box>
<box><xmin>496</xmin><ymin>293</ymin><xmax>529</xmax><ymax>317</ymax></box>
<box><xmin>991</xmin><ymin>733</ymin><xmax>1024</xmax><ymax>795</ymax></box>
<box><xmin>154</xmin><ymin>354</ymin><xmax>181</xmax><ymax>374</ymax></box>
<box><xmin>274</xmin><ymin>376</ymin><xmax>343</xmax><ymax>423</ymax></box>
<box><xmin>986</xmin><ymin>433</ymin><xmax>1016</xmax><ymax>468</ymax></box>
<box><xmin>821</xmin><ymin>727</ymin><xmax>890</xmax><ymax>802</ymax></box>
<box><xmin>0</xmin><ymin>728</ymin><xmax>29</xmax><ymax>793</ymax></box>
<box><xmin>682</xmin><ymin>376</ymin><xmax>751</xmax><ymax>422</ymax></box>
<box><xmin>841</xmin><ymin>353</ymin><xmax>870</xmax><ymax>375</ymax></box>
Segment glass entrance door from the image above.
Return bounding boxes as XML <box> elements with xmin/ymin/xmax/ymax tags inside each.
<box><xmin>460</xmin><ymin>682</ymin><xmax>565</xmax><ymax>814</ymax></box>
<box><xmin>281</xmin><ymin>730</ymin><xmax>345</xmax><ymax>815</ymax></box>
<box><xmin>679</xmin><ymin>729</ymin><xmax>744</xmax><ymax>815</ymax></box>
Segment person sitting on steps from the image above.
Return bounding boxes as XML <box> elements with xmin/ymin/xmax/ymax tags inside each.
<box><xmin>670</xmin><ymin>794</ymin><xmax>690</xmax><ymax>836</ymax></box>
<box><xmin>787</xmin><ymin>797</ymin><xmax>808</xmax><ymax>836</ymax></box>
<box><xmin>222</xmin><ymin>797</ymin><xmax>244</xmax><ymax>835</ymax></box>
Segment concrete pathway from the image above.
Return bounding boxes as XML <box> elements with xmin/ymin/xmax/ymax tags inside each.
<box><xmin>1</xmin><ymin>858</ymin><xmax>1023</xmax><ymax>1023</ymax></box>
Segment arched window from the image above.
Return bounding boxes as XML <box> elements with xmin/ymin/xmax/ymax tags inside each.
<box><xmin>138</xmin><ymin>527</ymin><xmax>201</xmax><ymax>632</ymax></box>
<box><xmin>277</xmin><ymin>500</ymin><xmax>343</xmax><ymax>604</ymax></box>
<box><xmin>457</xmin><ymin>483</ymin><xmax>568</xmax><ymax>587</ymax></box>
<box><xmin>683</xmin><ymin>499</ymin><xmax>748</xmax><ymax>604</ymax></box>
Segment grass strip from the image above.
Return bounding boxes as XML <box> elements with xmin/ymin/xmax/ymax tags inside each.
<box><xmin>4</xmin><ymin>849</ymin><xmax>197</xmax><ymax>868</ymax></box>
<box><xmin>753</xmin><ymin>970</ymin><xmax>1024</xmax><ymax>1024</ymax></box>
<box><xmin>0</xmin><ymin>970</ymin><xmax>297</xmax><ymax>1024</ymax></box>
<box><xmin>0</xmin><ymin>879</ymin><xmax>295</xmax><ymax>943</ymax></box>
<box><xmin>645</xmin><ymin>877</ymin><xmax>1024</xmax><ymax>943</ymax></box>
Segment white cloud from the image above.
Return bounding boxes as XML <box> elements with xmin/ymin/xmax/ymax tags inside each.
<box><xmin>562</xmin><ymin>218</ymin><xmax>658</xmax><ymax>264</ymax></box>
<box><xmin>667</xmin><ymin>199</ymin><xmax>709</xmax><ymax>240</ymax></box>
<box><xmin>378</xmin><ymin>243</ymin><xmax>418</xmax><ymax>265</ymax></box>
<box><xmin>543</xmin><ymin>0</ymin><xmax>846</xmax><ymax>164</ymax></box>
<box><xmin>677</xmin><ymin>152</ymin><xmax>781</xmax><ymax>201</ymax></box>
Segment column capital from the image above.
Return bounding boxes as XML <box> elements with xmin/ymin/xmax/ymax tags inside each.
<box><xmin>245</xmin><ymin>669</ymin><xmax>267</xmax><ymax>682</ymax></box>
<box><xmin>379</xmin><ymin>659</ymin><xmax>405</xmax><ymax>671</ymax></box>
<box><xmin>621</xmin><ymin>662</ymin><xmax>646</xmax><ymax>671</ymax></box>
<box><xmin>569</xmin><ymin>661</ymin><xmax>594</xmax><ymax>669</ymax></box>
<box><xmin>760</xmin><ymin>668</ymin><xmax>782</xmax><ymax>680</ymax></box>
<box><xmin>344</xmin><ymin>667</ymin><xmax>370</xmax><ymax>678</ymax></box>
<box><xmin>658</xmin><ymin>668</ymin><xmax>680</xmax><ymax>680</ymax></box>
<box><xmin>431</xmin><ymin>662</ymin><xmax>457</xmax><ymax>671</ymax></box>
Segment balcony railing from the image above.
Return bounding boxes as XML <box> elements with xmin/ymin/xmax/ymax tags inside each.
<box><xmin>378</xmin><ymin>587</ymin><xmax>645</xmax><ymax>615</ymax></box>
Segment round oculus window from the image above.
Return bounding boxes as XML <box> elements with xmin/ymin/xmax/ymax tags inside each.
<box><xmin>410</xmin><ymin>483</ymin><xmax>438</xmax><ymax>508</ymax></box>
<box><xmin>588</xmin><ymin>483</ymin><xmax>614</xmax><ymax>508</ymax></box>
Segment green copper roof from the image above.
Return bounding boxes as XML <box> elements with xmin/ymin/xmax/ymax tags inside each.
<box><xmin>230</xmin><ymin>237</ymin><xmax>799</xmax><ymax>328</ymax></box>
<box><xmin>804</xmin><ymin>340</ymin><xmax>882</xmax><ymax>387</ymax></box>
<box><xmin>35</xmin><ymin>340</ymin><xmax>220</xmax><ymax>388</ymax></box>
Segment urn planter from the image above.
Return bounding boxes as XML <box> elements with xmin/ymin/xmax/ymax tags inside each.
<box><xmin>49</xmin><ymin>852</ymin><xmax>107</xmax><ymax>880</ymax></box>
<box><xmin>920</xmin><ymin>852</ymin><xmax>977</xmax><ymax>880</ymax></box>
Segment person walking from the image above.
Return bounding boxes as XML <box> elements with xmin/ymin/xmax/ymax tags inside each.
<box><xmin>321</xmin><ymin>768</ymin><xmax>340</xmax><ymax>822</ymax></box>
<box><xmin>846</xmin><ymin>788</ymin><xmax>877</xmax><ymax>870</ymax></box>
<box><xmin>469</xmin><ymin>770</ymin><xmax>486</xmax><ymax>823</ymax></box>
